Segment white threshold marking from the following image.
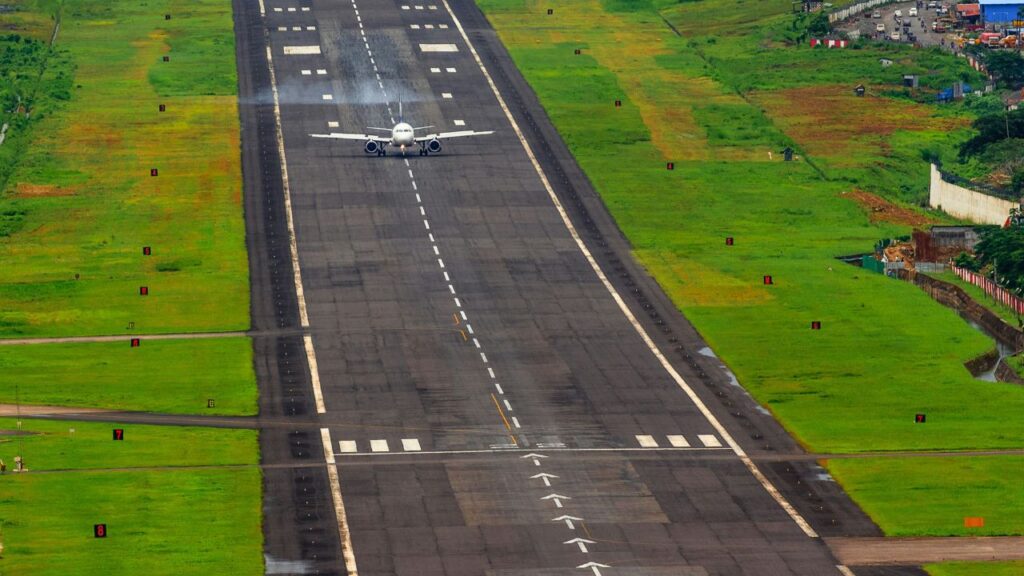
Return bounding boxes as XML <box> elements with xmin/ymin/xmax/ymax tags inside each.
<box><xmin>411</xmin><ymin>24</ymin><xmax>421</xmax><ymax>29</ymax></box>
<box><xmin>328</xmin><ymin>121</ymin><xmax>339</xmax><ymax>128</ymax></box>
<box><xmin>317</xmin><ymin>69</ymin><xmax>327</xmax><ymax>75</ymax></box>
<box><xmin>338</xmin><ymin>445</ymin><xmax>732</xmax><ymax>457</ymax></box>
<box><xmin>287</xmin><ymin>6</ymin><xmax>296</xmax><ymax>10</ymax></box>
<box><xmin>278</xmin><ymin>26</ymin><xmax>287</xmax><ymax>31</ymax></box>
<box><xmin>322</xmin><ymin>94</ymin><xmax>333</xmax><ymax>100</ymax></box>
<box><xmin>445</xmin><ymin>67</ymin><xmax>456</xmax><ymax>73</ymax></box>
<box><xmin>283</xmin><ymin>45</ymin><xmax>321</xmax><ymax>55</ymax></box>
<box><xmin>273</xmin><ymin>6</ymin><xmax>282</xmax><ymax>12</ymax></box>
<box><xmin>301</xmin><ymin>6</ymin><xmax>310</xmax><ymax>10</ymax></box>
<box><xmin>439</xmin><ymin>23</ymin><xmax>448</xmax><ymax>28</ymax></box>
<box><xmin>370</xmin><ymin>439</ymin><xmax>390</xmax><ymax>452</ymax></box>
<box><xmin>292</xmin><ymin>26</ymin><xmax>301</xmax><ymax>31</ymax></box>
<box><xmin>430</xmin><ymin>67</ymin><xmax>440</xmax><ymax>73</ymax></box>
<box><xmin>402</xmin><ymin>438</ymin><xmax>422</xmax><ymax>451</ymax></box>
<box><xmin>441</xmin><ymin>0</ymin><xmax>819</xmax><ymax>539</ymax></box>
<box><xmin>667</xmin><ymin>434</ymin><xmax>689</xmax><ymax>448</ymax></box>
<box><xmin>419</xmin><ymin>43</ymin><xmax>459</xmax><ymax>52</ymax></box>
<box><xmin>635</xmin><ymin>435</ymin><xmax>658</xmax><ymax>448</ymax></box>
<box><xmin>307</xmin><ymin>25</ymin><xmax>316</xmax><ymax>30</ymax></box>
<box><xmin>338</xmin><ymin>440</ymin><xmax>358</xmax><ymax>453</ymax></box>
<box><xmin>424</xmin><ymin>24</ymin><xmax>435</xmax><ymax>29</ymax></box>
<box><xmin>453</xmin><ymin>119</ymin><xmax>465</xmax><ymax>126</ymax></box>
<box><xmin>301</xmin><ymin>69</ymin><xmax>311</xmax><ymax>75</ymax></box>
<box><xmin>699</xmin><ymin>434</ymin><xmax>722</xmax><ymax>448</ymax></box>
<box><xmin>441</xmin><ymin>92</ymin><xmax>452</xmax><ymax>99</ymax></box>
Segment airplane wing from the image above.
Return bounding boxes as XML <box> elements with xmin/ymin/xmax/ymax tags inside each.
<box><xmin>310</xmin><ymin>132</ymin><xmax>390</xmax><ymax>142</ymax></box>
<box><xmin>414</xmin><ymin>130</ymin><xmax>494</xmax><ymax>142</ymax></box>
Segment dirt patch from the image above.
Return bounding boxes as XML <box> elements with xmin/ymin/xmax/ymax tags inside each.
<box><xmin>13</xmin><ymin>183</ymin><xmax>76</xmax><ymax>197</ymax></box>
<box><xmin>843</xmin><ymin>189</ymin><xmax>937</xmax><ymax>227</ymax></box>
<box><xmin>752</xmin><ymin>85</ymin><xmax>968</xmax><ymax>163</ymax></box>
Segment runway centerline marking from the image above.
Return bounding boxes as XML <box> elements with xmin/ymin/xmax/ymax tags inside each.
<box><xmin>440</xmin><ymin>0</ymin><xmax>819</xmax><ymax>539</ymax></box>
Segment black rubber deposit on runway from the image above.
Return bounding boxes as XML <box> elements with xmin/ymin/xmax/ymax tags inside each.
<box><xmin>232</xmin><ymin>0</ymin><xmax>921</xmax><ymax>573</ymax></box>
<box><xmin>235</xmin><ymin>2</ymin><xmax>345</xmax><ymax>573</ymax></box>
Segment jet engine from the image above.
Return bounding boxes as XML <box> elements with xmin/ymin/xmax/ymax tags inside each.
<box><xmin>364</xmin><ymin>140</ymin><xmax>380</xmax><ymax>154</ymax></box>
<box><xmin>426</xmin><ymin>138</ymin><xmax>442</xmax><ymax>154</ymax></box>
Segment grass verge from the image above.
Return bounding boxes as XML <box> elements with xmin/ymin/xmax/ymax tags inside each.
<box><xmin>0</xmin><ymin>338</ymin><xmax>257</xmax><ymax>416</ymax></box>
<box><xmin>476</xmin><ymin>0</ymin><xmax>1024</xmax><ymax>535</ymax></box>
<box><xmin>925</xmin><ymin>561</ymin><xmax>1024</xmax><ymax>576</ymax></box>
<box><xmin>0</xmin><ymin>418</ymin><xmax>262</xmax><ymax>574</ymax></box>
<box><xmin>0</xmin><ymin>0</ymin><xmax>248</xmax><ymax>338</ymax></box>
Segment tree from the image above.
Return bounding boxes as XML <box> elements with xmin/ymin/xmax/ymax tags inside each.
<box><xmin>973</xmin><ymin>226</ymin><xmax>1024</xmax><ymax>293</ymax></box>
<box><xmin>985</xmin><ymin>50</ymin><xmax>1024</xmax><ymax>88</ymax></box>
<box><xmin>807</xmin><ymin>12</ymin><xmax>831</xmax><ymax>37</ymax></box>
<box><xmin>959</xmin><ymin>109</ymin><xmax>1024</xmax><ymax>158</ymax></box>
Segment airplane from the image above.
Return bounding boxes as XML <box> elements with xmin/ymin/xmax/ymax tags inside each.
<box><xmin>310</xmin><ymin>102</ymin><xmax>494</xmax><ymax>156</ymax></box>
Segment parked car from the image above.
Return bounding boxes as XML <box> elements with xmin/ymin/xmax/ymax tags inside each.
<box><xmin>877</xmin><ymin>22</ymin><xmax>886</xmax><ymax>32</ymax></box>
<box><xmin>927</xmin><ymin>1</ymin><xmax>937</xmax><ymax>8</ymax></box>
<box><xmin>873</xmin><ymin>10</ymin><xmax>882</xmax><ymax>17</ymax></box>
<box><xmin>909</xmin><ymin>7</ymin><xmax>918</xmax><ymax>16</ymax></box>
<box><xmin>891</xmin><ymin>31</ymin><xmax>901</xmax><ymax>41</ymax></box>
<box><xmin>894</xmin><ymin>9</ymin><xmax>903</xmax><ymax>17</ymax></box>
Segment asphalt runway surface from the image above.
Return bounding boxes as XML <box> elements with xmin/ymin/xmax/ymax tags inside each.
<box><xmin>232</xmin><ymin>0</ymin><xmax>927</xmax><ymax>574</ymax></box>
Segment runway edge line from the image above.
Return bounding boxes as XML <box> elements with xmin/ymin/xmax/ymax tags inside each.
<box><xmin>440</xmin><ymin>0</ymin><xmax>820</xmax><ymax>540</ymax></box>
<box><xmin>264</xmin><ymin>39</ymin><xmax>357</xmax><ymax>573</ymax></box>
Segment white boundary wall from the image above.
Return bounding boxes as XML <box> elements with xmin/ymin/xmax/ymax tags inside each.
<box><xmin>929</xmin><ymin>164</ymin><xmax>1017</xmax><ymax>225</ymax></box>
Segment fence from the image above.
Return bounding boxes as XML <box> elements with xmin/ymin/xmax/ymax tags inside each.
<box><xmin>952</xmin><ymin>265</ymin><xmax>1024</xmax><ymax>315</ymax></box>
<box><xmin>828</xmin><ymin>0</ymin><xmax>902</xmax><ymax>23</ymax></box>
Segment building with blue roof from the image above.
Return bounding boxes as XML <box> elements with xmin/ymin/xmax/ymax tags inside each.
<box><xmin>980</xmin><ymin>0</ymin><xmax>1024</xmax><ymax>23</ymax></box>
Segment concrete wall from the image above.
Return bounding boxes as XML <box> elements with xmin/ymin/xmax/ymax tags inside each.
<box><xmin>929</xmin><ymin>164</ymin><xmax>1017</xmax><ymax>225</ymax></box>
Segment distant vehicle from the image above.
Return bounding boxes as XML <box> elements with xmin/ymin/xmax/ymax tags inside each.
<box><xmin>877</xmin><ymin>22</ymin><xmax>886</xmax><ymax>32</ymax></box>
<box><xmin>938</xmin><ymin>6</ymin><xmax>948</xmax><ymax>15</ymax></box>
<box><xmin>894</xmin><ymin>9</ymin><xmax>902</xmax><ymax>17</ymax></box>
<box><xmin>932</xmin><ymin>21</ymin><xmax>946</xmax><ymax>32</ymax></box>
<box><xmin>891</xmin><ymin>31</ymin><xmax>901</xmax><ymax>41</ymax></box>
<box><xmin>909</xmin><ymin>7</ymin><xmax>918</xmax><ymax>16</ymax></box>
<box><xmin>872</xmin><ymin>10</ymin><xmax>882</xmax><ymax>17</ymax></box>
<box><xmin>310</xmin><ymin>102</ymin><xmax>494</xmax><ymax>156</ymax></box>
<box><xmin>927</xmin><ymin>1</ymin><xmax>937</xmax><ymax>7</ymax></box>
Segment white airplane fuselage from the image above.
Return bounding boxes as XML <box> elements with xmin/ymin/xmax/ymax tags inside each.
<box><xmin>391</xmin><ymin>122</ymin><xmax>416</xmax><ymax>148</ymax></box>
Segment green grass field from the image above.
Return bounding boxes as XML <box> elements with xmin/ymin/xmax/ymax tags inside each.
<box><xmin>0</xmin><ymin>1</ymin><xmax>261</xmax><ymax>572</ymax></box>
<box><xmin>476</xmin><ymin>0</ymin><xmax>1024</xmax><ymax>540</ymax></box>
<box><xmin>0</xmin><ymin>418</ymin><xmax>262</xmax><ymax>574</ymax></box>
<box><xmin>0</xmin><ymin>469</ymin><xmax>263</xmax><ymax>575</ymax></box>
<box><xmin>925</xmin><ymin>561</ymin><xmax>1024</xmax><ymax>576</ymax></box>
<box><xmin>0</xmin><ymin>417</ymin><xmax>258</xmax><ymax>470</ymax></box>
<box><xmin>0</xmin><ymin>0</ymin><xmax>248</xmax><ymax>338</ymax></box>
<box><xmin>0</xmin><ymin>338</ymin><xmax>257</xmax><ymax>415</ymax></box>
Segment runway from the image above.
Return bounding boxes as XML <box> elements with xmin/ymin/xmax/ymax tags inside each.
<box><xmin>232</xmin><ymin>0</ymin><xmax>905</xmax><ymax>574</ymax></box>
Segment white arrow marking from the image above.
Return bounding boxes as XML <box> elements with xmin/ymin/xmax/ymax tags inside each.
<box><xmin>531</xmin><ymin>472</ymin><xmax>559</xmax><ymax>487</ymax></box>
<box><xmin>521</xmin><ymin>452</ymin><xmax>548</xmax><ymax>466</ymax></box>
<box><xmin>564</xmin><ymin>537</ymin><xmax>595</xmax><ymax>553</ymax></box>
<box><xmin>553</xmin><ymin>515</ymin><xmax>583</xmax><ymax>529</ymax></box>
<box><xmin>578</xmin><ymin>561</ymin><xmax>611</xmax><ymax>576</ymax></box>
<box><xmin>541</xmin><ymin>493</ymin><xmax>570</xmax><ymax>508</ymax></box>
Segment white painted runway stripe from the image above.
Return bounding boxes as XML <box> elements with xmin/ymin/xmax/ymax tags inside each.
<box><xmin>338</xmin><ymin>440</ymin><xmax>358</xmax><ymax>453</ymax></box>
<box><xmin>328</xmin><ymin>121</ymin><xmax>339</xmax><ymax>128</ymax></box>
<box><xmin>283</xmin><ymin>45</ymin><xmax>322</xmax><ymax>55</ymax></box>
<box><xmin>420</xmin><ymin>43</ymin><xmax>459</xmax><ymax>52</ymax></box>
<box><xmin>301</xmin><ymin>69</ymin><xmax>311</xmax><ymax>74</ymax></box>
<box><xmin>370</xmin><ymin>439</ymin><xmax>390</xmax><ymax>452</ymax></box>
<box><xmin>402</xmin><ymin>438</ymin><xmax>422</xmax><ymax>451</ymax></box>
<box><xmin>441</xmin><ymin>92</ymin><xmax>453</xmax><ymax>99</ymax></box>
<box><xmin>441</xmin><ymin>0</ymin><xmax>819</xmax><ymax>539</ymax></box>
<box><xmin>667</xmin><ymin>434</ymin><xmax>690</xmax><ymax>448</ymax></box>
<box><xmin>635</xmin><ymin>435</ymin><xmax>658</xmax><ymax>448</ymax></box>
<box><xmin>699</xmin><ymin>434</ymin><xmax>722</xmax><ymax>448</ymax></box>
<box><xmin>453</xmin><ymin>119</ymin><xmax>465</xmax><ymax>126</ymax></box>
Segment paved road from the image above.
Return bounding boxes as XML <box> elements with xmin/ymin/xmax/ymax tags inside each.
<box><xmin>840</xmin><ymin>1</ymin><xmax>955</xmax><ymax>47</ymax></box>
<box><xmin>231</xmin><ymin>0</ymin><xmax>922</xmax><ymax>574</ymax></box>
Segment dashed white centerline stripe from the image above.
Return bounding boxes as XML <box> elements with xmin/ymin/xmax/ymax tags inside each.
<box><xmin>495</xmin><ymin>383</ymin><xmax>504</xmax><ymax>394</ymax></box>
<box><xmin>488</xmin><ymin>367</ymin><xmax>495</xmax><ymax>379</ymax></box>
<box><xmin>511</xmin><ymin>416</ymin><xmax>521</xmax><ymax>429</ymax></box>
